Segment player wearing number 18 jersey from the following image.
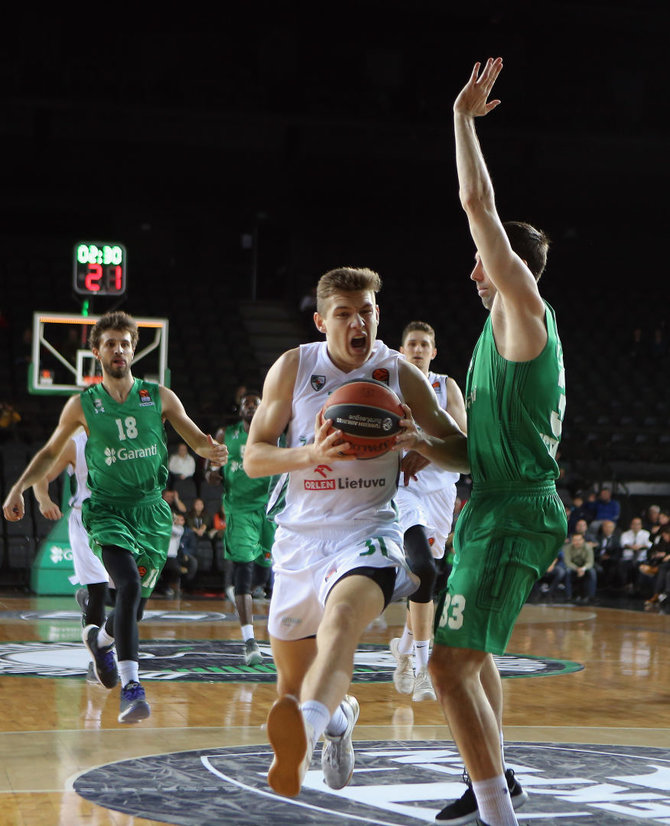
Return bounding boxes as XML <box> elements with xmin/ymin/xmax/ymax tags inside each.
<box><xmin>80</xmin><ymin>378</ymin><xmax>172</xmax><ymax>597</ymax></box>
<box><xmin>3</xmin><ymin>311</ymin><xmax>228</xmax><ymax>724</ymax></box>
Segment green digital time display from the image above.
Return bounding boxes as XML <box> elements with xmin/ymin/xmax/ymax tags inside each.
<box><xmin>73</xmin><ymin>242</ymin><xmax>127</xmax><ymax>296</ymax></box>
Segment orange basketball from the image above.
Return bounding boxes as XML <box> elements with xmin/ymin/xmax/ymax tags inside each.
<box><xmin>322</xmin><ymin>379</ymin><xmax>404</xmax><ymax>459</ymax></box>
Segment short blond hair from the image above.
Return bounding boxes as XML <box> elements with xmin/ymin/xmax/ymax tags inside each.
<box><xmin>401</xmin><ymin>320</ymin><xmax>436</xmax><ymax>347</ymax></box>
<box><xmin>316</xmin><ymin>267</ymin><xmax>382</xmax><ymax>314</ymax></box>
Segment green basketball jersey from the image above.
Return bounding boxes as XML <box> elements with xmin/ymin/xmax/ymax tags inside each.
<box><xmin>222</xmin><ymin>420</ymin><xmax>270</xmax><ymax>513</ymax></box>
<box><xmin>465</xmin><ymin>302</ymin><xmax>566</xmax><ymax>484</ymax></box>
<box><xmin>80</xmin><ymin>379</ymin><xmax>169</xmax><ymax>504</ymax></box>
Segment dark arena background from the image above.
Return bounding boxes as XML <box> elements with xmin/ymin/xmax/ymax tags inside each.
<box><xmin>1</xmin><ymin>3</ymin><xmax>669</xmax><ymax>825</ymax></box>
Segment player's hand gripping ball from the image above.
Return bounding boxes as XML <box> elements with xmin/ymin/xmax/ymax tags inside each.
<box><xmin>322</xmin><ymin>379</ymin><xmax>404</xmax><ymax>459</ymax></box>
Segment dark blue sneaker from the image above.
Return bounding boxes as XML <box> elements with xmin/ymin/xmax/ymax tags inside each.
<box><xmin>82</xmin><ymin>625</ymin><xmax>118</xmax><ymax>689</ymax></box>
<box><xmin>435</xmin><ymin>769</ymin><xmax>528</xmax><ymax>824</ymax></box>
<box><xmin>118</xmin><ymin>681</ymin><xmax>151</xmax><ymax>723</ymax></box>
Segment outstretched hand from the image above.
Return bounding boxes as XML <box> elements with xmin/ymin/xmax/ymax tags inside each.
<box><xmin>204</xmin><ymin>434</ymin><xmax>229</xmax><ymax>466</ymax></box>
<box><xmin>454</xmin><ymin>57</ymin><xmax>503</xmax><ymax>118</ymax></box>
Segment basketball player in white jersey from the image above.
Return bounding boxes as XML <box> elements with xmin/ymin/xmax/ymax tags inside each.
<box><xmin>244</xmin><ymin>266</ymin><xmax>469</xmax><ymax>798</ymax></box>
<box><xmin>391</xmin><ymin>321</ymin><xmax>467</xmax><ymax>702</ymax></box>
<box><xmin>33</xmin><ymin>428</ymin><xmax>111</xmax><ymax>683</ymax></box>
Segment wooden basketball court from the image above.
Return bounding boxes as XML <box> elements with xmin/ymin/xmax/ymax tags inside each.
<box><xmin>0</xmin><ymin>592</ymin><xmax>668</xmax><ymax>825</ymax></box>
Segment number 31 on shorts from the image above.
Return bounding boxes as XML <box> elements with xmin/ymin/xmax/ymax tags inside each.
<box><xmin>437</xmin><ymin>593</ymin><xmax>466</xmax><ymax>630</ymax></box>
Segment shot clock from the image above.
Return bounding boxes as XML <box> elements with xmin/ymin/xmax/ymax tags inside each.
<box><xmin>73</xmin><ymin>242</ymin><xmax>127</xmax><ymax>296</ymax></box>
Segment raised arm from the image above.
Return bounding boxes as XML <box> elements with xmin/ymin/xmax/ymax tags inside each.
<box><xmin>454</xmin><ymin>59</ymin><xmax>546</xmax><ymax>351</ymax></box>
<box><xmin>159</xmin><ymin>386</ymin><xmax>228</xmax><ymax>466</ymax></box>
<box><xmin>2</xmin><ymin>396</ymin><xmax>85</xmax><ymax>521</ymax></box>
<box><xmin>243</xmin><ymin>348</ymin><xmax>356</xmax><ymax>479</ymax></box>
<box><xmin>395</xmin><ymin>359</ymin><xmax>469</xmax><ymax>474</ymax></box>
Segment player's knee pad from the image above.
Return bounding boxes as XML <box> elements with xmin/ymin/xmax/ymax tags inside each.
<box><xmin>404</xmin><ymin>526</ymin><xmax>436</xmax><ymax>602</ymax></box>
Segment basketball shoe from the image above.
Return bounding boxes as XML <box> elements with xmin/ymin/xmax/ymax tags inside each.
<box><xmin>82</xmin><ymin>625</ymin><xmax>118</xmax><ymax>688</ymax></box>
<box><xmin>434</xmin><ymin>769</ymin><xmax>528</xmax><ymax>824</ymax></box>
<box><xmin>267</xmin><ymin>695</ymin><xmax>315</xmax><ymax>797</ymax></box>
<box><xmin>389</xmin><ymin>637</ymin><xmax>414</xmax><ymax>694</ymax></box>
<box><xmin>118</xmin><ymin>681</ymin><xmax>151</xmax><ymax>723</ymax></box>
<box><xmin>412</xmin><ymin>669</ymin><xmax>437</xmax><ymax>702</ymax></box>
<box><xmin>244</xmin><ymin>638</ymin><xmax>263</xmax><ymax>666</ymax></box>
<box><xmin>322</xmin><ymin>694</ymin><xmax>360</xmax><ymax>789</ymax></box>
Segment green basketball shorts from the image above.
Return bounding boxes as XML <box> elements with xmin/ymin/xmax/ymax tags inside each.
<box><xmin>224</xmin><ymin>508</ymin><xmax>276</xmax><ymax>566</ymax></box>
<box><xmin>434</xmin><ymin>483</ymin><xmax>567</xmax><ymax>655</ymax></box>
<box><xmin>82</xmin><ymin>495</ymin><xmax>172</xmax><ymax>597</ymax></box>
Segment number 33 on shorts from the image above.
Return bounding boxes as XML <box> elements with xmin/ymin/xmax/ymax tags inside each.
<box><xmin>438</xmin><ymin>593</ymin><xmax>466</xmax><ymax>630</ymax></box>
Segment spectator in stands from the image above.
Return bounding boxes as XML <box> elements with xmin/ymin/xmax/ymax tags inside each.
<box><xmin>168</xmin><ymin>442</ymin><xmax>196</xmax><ymax>480</ymax></box>
<box><xmin>563</xmin><ymin>532</ymin><xmax>597</xmax><ymax>604</ymax></box>
<box><xmin>186</xmin><ymin>497</ymin><xmax>211</xmax><ymax>539</ymax></box>
<box><xmin>643</xmin><ymin>504</ymin><xmax>662</xmax><ymax>534</ymax></box>
<box><xmin>529</xmin><ymin>549</ymin><xmax>567</xmax><ymax>604</ymax></box>
<box><xmin>209</xmin><ymin>503</ymin><xmax>226</xmax><ymax>540</ymax></box>
<box><xmin>590</xmin><ymin>486</ymin><xmax>621</xmax><ymax>534</ymax></box>
<box><xmin>592</xmin><ymin>519</ymin><xmax>622</xmax><ymax>591</ymax></box>
<box><xmin>162</xmin><ymin>487</ymin><xmax>187</xmax><ymax>514</ymax></box>
<box><xmin>618</xmin><ymin>516</ymin><xmax>652</xmax><ymax>592</ymax></box>
<box><xmin>161</xmin><ymin>512</ymin><xmax>198</xmax><ymax>597</ymax></box>
<box><xmin>649</xmin><ymin>509</ymin><xmax>670</xmax><ymax>546</ymax></box>
<box><xmin>567</xmin><ymin>492</ymin><xmax>595</xmax><ymax>534</ymax></box>
<box><xmin>643</xmin><ymin>525</ymin><xmax>670</xmax><ymax>612</ymax></box>
<box><xmin>572</xmin><ymin>518</ymin><xmax>598</xmax><ymax>543</ymax></box>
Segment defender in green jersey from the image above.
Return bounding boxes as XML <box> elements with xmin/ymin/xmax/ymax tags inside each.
<box><xmin>3</xmin><ymin>311</ymin><xmax>228</xmax><ymax>724</ymax></box>
<box><xmin>426</xmin><ymin>60</ymin><xmax>568</xmax><ymax>826</ymax></box>
<box><xmin>207</xmin><ymin>391</ymin><xmax>274</xmax><ymax>666</ymax></box>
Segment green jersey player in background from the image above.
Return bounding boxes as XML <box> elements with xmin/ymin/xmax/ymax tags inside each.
<box><xmin>207</xmin><ymin>390</ymin><xmax>275</xmax><ymax>666</ymax></box>
<box><xmin>3</xmin><ymin>311</ymin><xmax>228</xmax><ymax>723</ymax></box>
<box><xmin>427</xmin><ymin>59</ymin><xmax>567</xmax><ymax>826</ymax></box>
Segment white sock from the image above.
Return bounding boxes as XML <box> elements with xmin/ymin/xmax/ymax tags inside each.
<box><xmin>118</xmin><ymin>660</ymin><xmax>139</xmax><ymax>687</ymax></box>
<box><xmin>241</xmin><ymin>624</ymin><xmax>254</xmax><ymax>642</ymax></box>
<box><xmin>324</xmin><ymin>703</ymin><xmax>347</xmax><ymax>737</ymax></box>
<box><xmin>398</xmin><ymin>625</ymin><xmax>414</xmax><ymax>655</ymax></box>
<box><xmin>414</xmin><ymin>639</ymin><xmax>430</xmax><ymax>672</ymax></box>
<box><xmin>97</xmin><ymin>626</ymin><xmax>115</xmax><ymax>649</ymax></box>
<box><xmin>473</xmin><ymin>775</ymin><xmax>517</xmax><ymax>826</ymax></box>
<box><xmin>300</xmin><ymin>700</ymin><xmax>331</xmax><ymax>745</ymax></box>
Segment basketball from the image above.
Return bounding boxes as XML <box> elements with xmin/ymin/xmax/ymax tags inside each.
<box><xmin>322</xmin><ymin>379</ymin><xmax>404</xmax><ymax>459</ymax></box>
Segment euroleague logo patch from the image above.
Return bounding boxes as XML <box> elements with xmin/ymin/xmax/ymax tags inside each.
<box><xmin>0</xmin><ymin>640</ymin><xmax>582</xmax><ymax>682</ymax></box>
<box><xmin>138</xmin><ymin>388</ymin><xmax>154</xmax><ymax>406</ymax></box>
<box><xmin>73</xmin><ymin>741</ymin><xmax>670</xmax><ymax>825</ymax></box>
<box><xmin>371</xmin><ymin>367</ymin><xmax>390</xmax><ymax>384</ymax></box>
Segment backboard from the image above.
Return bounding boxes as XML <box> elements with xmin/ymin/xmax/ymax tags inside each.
<box><xmin>29</xmin><ymin>312</ymin><xmax>170</xmax><ymax>395</ymax></box>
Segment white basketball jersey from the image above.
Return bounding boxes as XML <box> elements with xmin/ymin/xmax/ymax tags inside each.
<box><xmin>268</xmin><ymin>339</ymin><xmax>404</xmax><ymax>543</ymax></box>
<box><xmin>406</xmin><ymin>371</ymin><xmax>460</xmax><ymax>494</ymax></box>
<box><xmin>69</xmin><ymin>429</ymin><xmax>91</xmax><ymax>509</ymax></box>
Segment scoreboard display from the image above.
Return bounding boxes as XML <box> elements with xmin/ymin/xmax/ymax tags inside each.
<box><xmin>73</xmin><ymin>242</ymin><xmax>127</xmax><ymax>296</ymax></box>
